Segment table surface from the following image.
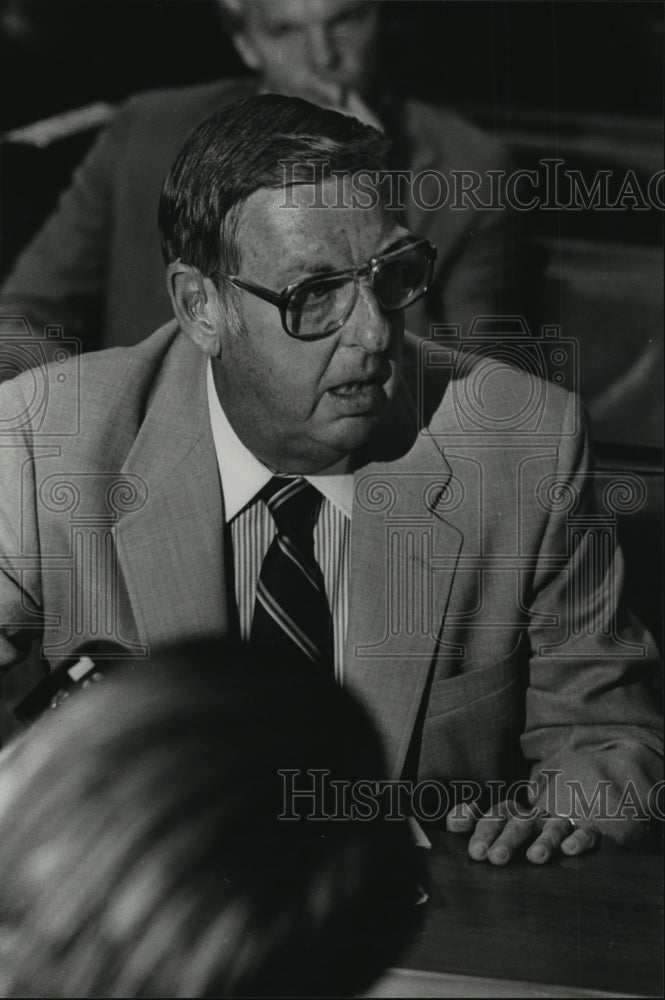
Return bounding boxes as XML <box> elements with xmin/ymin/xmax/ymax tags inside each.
<box><xmin>368</xmin><ymin>830</ymin><xmax>664</xmax><ymax>999</ymax></box>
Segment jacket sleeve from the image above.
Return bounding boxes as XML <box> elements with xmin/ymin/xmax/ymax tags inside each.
<box><xmin>0</xmin><ymin>375</ymin><xmax>49</xmax><ymax>744</ymax></box>
<box><xmin>0</xmin><ymin>378</ymin><xmax>45</xmax><ymax>672</ymax></box>
<box><xmin>0</xmin><ymin>103</ymin><xmax>132</xmax><ymax>361</ymax></box>
<box><xmin>522</xmin><ymin>393</ymin><xmax>663</xmax><ymax>842</ymax></box>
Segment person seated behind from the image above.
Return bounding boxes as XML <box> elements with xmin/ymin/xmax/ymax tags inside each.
<box><xmin>0</xmin><ymin>0</ymin><xmax>526</xmax><ymax>363</ymax></box>
<box><xmin>0</xmin><ymin>639</ymin><xmax>419</xmax><ymax>998</ymax></box>
<box><xmin>0</xmin><ymin>95</ymin><xmax>660</xmax><ymax>867</ymax></box>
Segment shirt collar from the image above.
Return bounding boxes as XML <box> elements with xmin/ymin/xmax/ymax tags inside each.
<box><xmin>207</xmin><ymin>361</ymin><xmax>354</xmax><ymax>522</ymax></box>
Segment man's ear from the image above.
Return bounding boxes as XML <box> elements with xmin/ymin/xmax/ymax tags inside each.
<box><xmin>166</xmin><ymin>262</ymin><xmax>223</xmax><ymax>357</ymax></box>
<box><xmin>217</xmin><ymin>0</ymin><xmax>262</xmax><ymax>72</ymax></box>
<box><xmin>217</xmin><ymin>1</ymin><xmax>260</xmax><ymax>67</ymax></box>
<box><xmin>230</xmin><ymin>29</ymin><xmax>262</xmax><ymax>72</ymax></box>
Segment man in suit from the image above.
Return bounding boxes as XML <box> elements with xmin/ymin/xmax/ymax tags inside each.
<box><xmin>0</xmin><ymin>96</ymin><xmax>660</xmax><ymax>865</ymax></box>
<box><xmin>0</xmin><ymin>0</ymin><xmax>525</xmax><ymax>361</ymax></box>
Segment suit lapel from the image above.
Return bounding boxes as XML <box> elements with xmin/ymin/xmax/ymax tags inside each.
<box><xmin>115</xmin><ymin>334</ymin><xmax>230</xmax><ymax>647</ymax></box>
<box><xmin>345</xmin><ymin>376</ymin><xmax>463</xmax><ymax>778</ymax></box>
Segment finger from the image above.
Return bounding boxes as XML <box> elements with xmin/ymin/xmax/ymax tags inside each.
<box><xmin>344</xmin><ymin>91</ymin><xmax>386</xmax><ymax>131</ymax></box>
<box><xmin>526</xmin><ymin>818</ymin><xmax>579</xmax><ymax>864</ymax></box>
<box><xmin>446</xmin><ymin>802</ymin><xmax>479</xmax><ymax>833</ymax></box>
<box><xmin>483</xmin><ymin>815</ymin><xmax>543</xmax><ymax>865</ymax></box>
<box><xmin>560</xmin><ymin>825</ymin><xmax>600</xmax><ymax>856</ymax></box>
<box><xmin>467</xmin><ymin>810</ymin><xmax>515</xmax><ymax>862</ymax></box>
<box><xmin>308</xmin><ymin>79</ymin><xmax>345</xmax><ymax>107</ymax></box>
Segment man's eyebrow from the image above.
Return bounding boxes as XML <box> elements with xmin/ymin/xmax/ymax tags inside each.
<box><xmin>276</xmin><ymin>237</ymin><xmax>416</xmax><ymax>283</ymax></box>
<box><xmin>276</xmin><ymin>260</ymin><xmax>337</xmax><ymax>283</ymax></box>
<box><xmin>378</xmin><ymin>235</ymin><xmax>417</xmax><ymax>256</ymax></box>
<box><xmin>302</xmin><ymin>261</ymin><xmax>337</xmax><ymax>274</ymax></box>
<box><xmin>264</xmin><ymin>16</ymin><xmax>299</xmax><ymax>34</ymax></box>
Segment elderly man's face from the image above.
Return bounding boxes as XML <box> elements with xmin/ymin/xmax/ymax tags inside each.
<box><xmin>211</xmin><ymin>179</ymin><xmax>406</xmax><ymax>473</ymax></box>
<box><xmin>232</xmin><ymin>0</ymin><xmax>381</xmax><ymax>105</ymax></box>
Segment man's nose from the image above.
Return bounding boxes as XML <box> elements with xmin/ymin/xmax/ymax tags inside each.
<box><xmin>306</xmin><ymin>25</ymin><xmax>339</xmax><ymax>73</ymax></box>
<box><xmin>339</xmin><ymin>281</ymin><xmax>395</xmax><ymax>354</ymax></box>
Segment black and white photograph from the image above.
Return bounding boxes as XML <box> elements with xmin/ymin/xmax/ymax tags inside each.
<box><xmin>0</xmin><ymin>2</ymin><xmax>662</xmax><ymax>996</ymax></box>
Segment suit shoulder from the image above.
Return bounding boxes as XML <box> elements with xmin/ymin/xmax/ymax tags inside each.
<box><xmin>121</xmin><ymin>77</ymin><xmax>257</xmax><ymax>127</ymax></box>
<box><xmin>430</xmin><ymin>350</ymin><xmax>578</xmax><ymax>439</ymax></box>
<box><xmin>402</xmin><ymin>99</ymin><xmax>512</xmax><ymax>172</ymax></box>
<box><xmin>0</xmin><ymin>322</ymin><xmax>179</xmax><ymax>442</ymax></box>
<box><xmin>107</xmin><ymin>78</ymin><xmax>257</xmax><ymax>171</ymax></box>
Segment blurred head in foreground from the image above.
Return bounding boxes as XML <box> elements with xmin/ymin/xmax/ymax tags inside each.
<box><xmin>0</xmin><ymin>641</ymin><xmax>418</xmax><ymax>997</ymax></box>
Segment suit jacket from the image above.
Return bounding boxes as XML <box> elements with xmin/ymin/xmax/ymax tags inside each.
<box><xmin>0</xmin><ymin>78</ymin><xmax>526</xmax><ymax>354</ymax></box>
<box><xmin>0</xmin><ymin>323</ymin><xmax>660</xmax><ymax>837</ymax></box>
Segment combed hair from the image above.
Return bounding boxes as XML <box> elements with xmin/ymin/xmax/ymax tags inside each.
<box><xmin>159</xmin><ymin>94</ymin><xmax>391</xmax><ymax>275</ymax></box>
<box><xmin>0</xmin><ymin>641</ymin><xmax>418</xmax><ymax>998</ymax></box>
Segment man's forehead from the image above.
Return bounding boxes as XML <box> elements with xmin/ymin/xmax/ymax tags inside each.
<box><xmin>237</xmin><ymin>183</ymin><xmax>404</xmax><ymax>269</ymax></box>
<box><xmin>241</xmin><ymin>181</ymin><xmax>395</xmax><ymax>228</ymax></box>
<box><xmin>245</xmin><ymin>0</ymin><xmax>366</xmax><ymax>30</ymax></box>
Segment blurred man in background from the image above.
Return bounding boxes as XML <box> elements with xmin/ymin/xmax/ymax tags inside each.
<box><xmin>0</xmin><ymin>640</ymin><xmax>419</xmax><ymax>998</ymax></box>
<box><xmin>0</xmin><ymin>0</ymin><xmax>526</xmax><ymax>364</ymax></box>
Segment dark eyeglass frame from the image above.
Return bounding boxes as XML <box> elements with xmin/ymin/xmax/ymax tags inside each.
<box><xmin>212</xmin><ymin>238</ymin><xmax>437</xmax><ymax>340</ymax></box>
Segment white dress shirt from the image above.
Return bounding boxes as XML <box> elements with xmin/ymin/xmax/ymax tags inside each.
<box><xmin>206</xmin><ymin>362</ymin><xmax>352</xmax><ymax>680</ymax></box>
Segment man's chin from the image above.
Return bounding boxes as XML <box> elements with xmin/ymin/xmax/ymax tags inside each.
<box><xmin>326</xmin><ymin>408</ymin><xmax>387</xmax><ymax>457</ymax></box>
<box><xmin>298</xmin><ymin>385</ymin><xmax>396</xmax><ymax>469</ymax></box>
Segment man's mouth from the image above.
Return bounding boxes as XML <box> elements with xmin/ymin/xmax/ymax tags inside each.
<box><xmin>330</xmin><ymin>379</ymin><xmax>379</xmax><ymax>396</ymax></box>
<box><xmin>329</xmin><ymin>364</ymin><xmax>392</xmax><ymax>397</ymax></box>
<box><xmin>326</xmin><ymin>370</ymin><xmax>393</xmax><ymax>414</ymax></box>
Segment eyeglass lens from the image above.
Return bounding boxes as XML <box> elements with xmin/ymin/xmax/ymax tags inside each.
<box><xmin>373</xmin><ymin>244</ymin><xmax>431</xmax><ymax>310</ymax></box>
<box><xmin>286</xmin><ymin>243</ymin><xmax>431</xmax><ymax>338</ymax></box>
<box><xmin>288</xmin><ymin>276</ymin><xmax>356</xmax><ymax>338</ymax></box>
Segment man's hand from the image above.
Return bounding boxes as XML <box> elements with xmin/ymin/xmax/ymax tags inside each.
<box><xmin>296</xmin><ymin>79</ymin><xmax>385</xmax><ymax>131</ymax></box>
<box><xmin>446</xmin><ymin>800</ymin><xmax>600</xmax><ymax>865</ymax></box>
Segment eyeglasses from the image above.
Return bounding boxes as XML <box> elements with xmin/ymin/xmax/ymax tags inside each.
<box><xmin>212</xmin><ymin>238</ymin><xmax>437</xmax><ymax>340</ymax></box>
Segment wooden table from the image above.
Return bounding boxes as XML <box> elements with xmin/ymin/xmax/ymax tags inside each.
<box><xmin>368</xmin><ymin>830</ymin><xmax>663</xmax><ymax>998</ymax></box>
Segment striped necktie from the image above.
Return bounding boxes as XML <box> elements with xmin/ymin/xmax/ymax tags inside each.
<box><xmin>250</xmin><ymin>476</ymin><xmax>334</xmax><ymax>670</ymax></box>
